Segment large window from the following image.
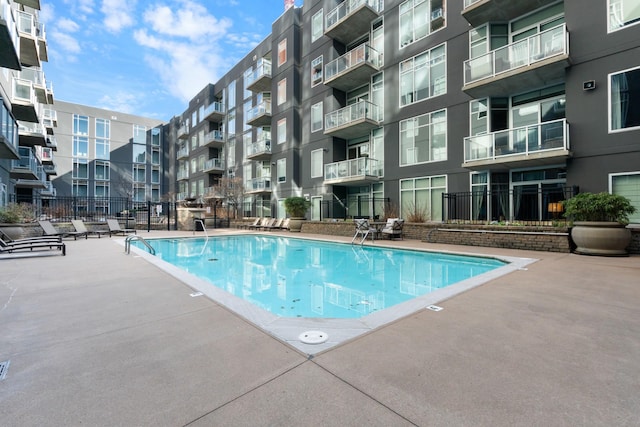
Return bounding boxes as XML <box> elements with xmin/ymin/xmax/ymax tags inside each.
<box><xmin>277</xmin><ymin>118</ymin><xmax>287</xmax><ymax>144</ymax></box>
<box><xmin>72</xmin><ymin>181</ymin><xmax>88</xmax><ymax>197</ymax></box>
<box><xmin>312</xmin><ymin>56</ymin><xmax>323</xmax><ymax>87</ymax></box>
<box><xmin>277</xmin><ymin>78</ymin><xmax>287</xmax><ymax>105</ymax></box>
<box><xmin>133</xmin><ymin>165</ymin><xmax>146</xmax><ymax>183</ymax></box>
<box><xmin>277</xmin><ymin>158</ymin><xmax>286</xmax><ymax>183</ymax></box>
<box><xmin>609</xmin><ymin>0</ymin><xmax>640</xmax><ymax>32</ymax></box>
<box><xmin>312</xmin><ymin>9</ymin><xmax>323</xmax><ymax>42</ymax></box>
<box><xmin>96</xmin><ymin>138</ymin><xmax>110</xmax><ymax>160</ymax></box>
<box><xmin>73</xmin><ymin>136</ymin><xmax>88</xmax><ymax>157</ymax></box>
<box><xmin>133</xmin><ymin>144</ymin><xmax>146</xmax><ymax>163</ymax></box>
<box><xmin>133</xmin><ymin>124</ymin><xmax>146</xmax><ymax>144</ymax></box>
<box><xmin>611</xmin><ymin>172</ymin><xmax>640</xmax><ymax>223</ymax></box>
<box><xmin>73</xmin><ymin>158</ymin><xmax>88</xmax><ymax>179</ymax></box>
<box><xmin>400</xmin><ymin>175</ymin><xmax>446</xmax><ymax>221</ymax></box>
<box><xmin>95</xmin><ymin>161</ymin><xmax>110</xmax><ymax>180</ymax></box>
<box><xmin>278</xmin><ymin>39</ymin><xmax>287</xmax><ymax>67</ymax></box>
<box><xmin>73</xmin><ymin>114</ymin><xmax>89</xmax><ymax>135</ymax></box>
<box><xmin>400</xmin><ymin>44</ymin><xmax>446</xmax><ymax>106</ymax></box>
<box><xmin>95</xmin><ymin>183</ymin><xmax>109</xmax><ymax>198</ymax></box>
<box><xmin>311</xmin><ymin>149</ymin><xmax>323</xmax><ymax>178</ymax></box>
<box><xmin>399</xmin><ymin>0</ymin><xmax>445</xmax><ymax>48</ymax></box>
<box><xmin>96</xmin><ymin>118</ymin><xmax>110</xmax><ymax>138</ymax></box>
<box><xmin>400</xmin><ymin>109</ymin><xmax>447</xmax><ymax>165</ymax></box>
<box><xmin>311</xmin><ymin>101</ymin><xmax>323</xmax><ymax>132</ymax></box>
<box><xmin>610</xmin><ymin>66</ymin><xmax>640</xmax><ymax>132</ymax></box>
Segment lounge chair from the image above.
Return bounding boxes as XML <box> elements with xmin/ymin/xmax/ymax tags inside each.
<box><xmin>351</xmin><ymin>218</ymin><xmax>375</xmax><ymax>245</ymax></box>
<box><xmin>107</xmin><ymin>219</ymin><xmax>136</xmax><ymax>236</ymax></box>
<box><xmin>247</xmin><ymin>218</ymin><xmax>267</xmax><ymax>230</ymax></box>
<box><xmin>263</xmin><ymin>218</ymin><xmax>283</xmax><ymax>231</ymax></box>
<box><xmin>381</xmin><ymin>218</ymin><xmax>405</xmax><ymax>240</ymax></box>
<box><xmin>239</xmin><ymin>218</ymin><xmax>260</xmax><ymax>229</ymax></box>
<box><xmin>259</xmin><ymin>218</ymin><xmax>277</xmax><ymax>230</ymax></box>
<box><xmin>72</xmin><ymin>220</ymin><xmax>110</xmax><ymax>238</ymax></box>
<box><xmin>279</xmin><ymin>218</ymin><xmax>290</xmax><ymax>231</ymax></box>
<box><xmin>0</xmin><ymin>238</ymin><xmax>66</xmax><ymax>256</ymax></box>
<box><xmin>0</xmin><ymin>227</ymin><xmax>62</xmax><ymax>244</ymax></box>
<box><xmin>39</xmin><ymin>220</ymin><xmax>87</xmax><ymax>240</ymax></box>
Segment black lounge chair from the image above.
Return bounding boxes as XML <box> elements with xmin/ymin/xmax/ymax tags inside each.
<box><xmin>107</xmin><ymin>219</ymin><xmax>136</xmax><ymax>236</ymax></box>
<box><xmin>0</xmin><ymin>238</ymin><xmax>66</xmax><ymax>256</ymax></box>
<box><xmin>72</xmin><ymin>220</ymin><xmax>110</xmax><ymax>238</ymax></box>
<box><xmin>39</xmin><ymin>220</ymin><xmax>87</xmax><ymax>240</ymax></box>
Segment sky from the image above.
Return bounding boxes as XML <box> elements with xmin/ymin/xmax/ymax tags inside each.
<box><xmin>40</xmin><ymin>0</ymin><xmax>300</xmax><ymax>122</ymax></box>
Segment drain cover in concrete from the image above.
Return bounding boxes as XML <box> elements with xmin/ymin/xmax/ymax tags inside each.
<box><xmin>299</xmin><ymin>331</ymin><xmax>328</xmax><ymax>345</ymax></box>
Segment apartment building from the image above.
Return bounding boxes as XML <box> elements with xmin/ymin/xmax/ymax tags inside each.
<box><xmin>149</xmin><ymin>0</ymin><xmax>640</xmax><ymax>224</ymax></box>
<box><xmin>52</xmin><ymin>100</ymin><xmax>166</xmax><ymax>207</ymax></box>
<box><xmin>0</xmin><ymin>0</ymin><xmax>57</xmax><ymax>205</ymax></box>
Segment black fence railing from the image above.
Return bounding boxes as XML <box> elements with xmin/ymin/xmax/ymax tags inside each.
<box><xmin>442</xmin><ymin>186</ymin><xmax>578</xmax><ymax>225</ymax></box>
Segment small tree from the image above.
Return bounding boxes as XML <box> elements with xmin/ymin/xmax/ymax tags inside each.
<box><xmin>284</xmin><ymin>196</ymin><xmax>311</xmax><ymax>218</ymax></box>
<box><xmin>212</xmin><ymin>176</ymin><xmax>246</xmax><ymax>219</ymax></box>
<box><xmin>563</xmin><ymin>192</ymin><xmax>636</xmax><ymax>224</ymax></box>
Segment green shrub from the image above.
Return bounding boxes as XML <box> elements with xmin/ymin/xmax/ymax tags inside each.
<box><xmin>563</xmin><ymin>192</ymin><xmax>636</xmax><ymax>224</ymax></box>
<box><xmin>283</xmin><ymin>197</ymin><xmax>311</xmax><ymax>217</ymax></box>
<box><xmin>0</xmin><ymin>203</ymin><xmax>36</xmax><ymax>223</ymax></box>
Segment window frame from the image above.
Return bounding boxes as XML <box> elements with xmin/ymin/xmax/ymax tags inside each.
<box><xmin>399</xmin><ymin>108</ymin><xmax>448</xmax><ymax>166</ymax></box>
<box><xmin>277</xmin><ymin>118</ymin><xmax>287</xmax><ymax>144</ymax></box>
<box><xmin>608</xmin><ymin>0</ymin><xmax>640</xmax><ymax>32</ymax></box>
<box><xmin>277</xmin><ymin>158</ymin><xmax>286</xmax><ymax>183</ymax></box>
<box><xmin>311</xmin><ymin>101</ymin><xmax>323</xmax><ymax>133</ymax></box>
<box><xmin>278</xmin><ymin>39</ymin><xmax>287</xmax><ymax>67</ymax></box>
<box><xmin>609</xmin><ymin>65</ymin><xmax>640</xmax><ymax>133</ymax></box>
<box><xmin>399</xmin><ymin>43</ymin><xmax>447</xmax><ymax>107</ymax></box>
<box><xmin>277</xmin><ymin>78</ymin><xmax>287</xmax><ymax>106</ymax></box>
<box><xmin>312</xmin><ymin>9</ymin><xmax>324</xmax><ymax>42</ymax></box>
<box><xmin>311</xmin><ymin>148</ymin><xmax>323</xmax><ymax>178</ymax></box>
<box><xmin>311</xmin><ymin>55</ymin><xmax>323</xmax><ymax>87</ymax></box>
<box><xmin>609</xmin><ymin>171</ymin><xmax>640</xmax><ymax>223</ymax></box>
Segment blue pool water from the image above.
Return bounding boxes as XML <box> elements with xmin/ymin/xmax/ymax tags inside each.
<box><xmin>132</xmin><ymin>235</ymin><xmax>506</xmax><ymax>319</ymax></box>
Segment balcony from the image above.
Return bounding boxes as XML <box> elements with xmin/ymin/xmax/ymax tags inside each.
<box><xmin>246</xmin><ymin>100</ymin><xmax>272</xmax><ymax>127</ymax></box>
<box><xmin>42</xmin><ymin>107</ymin><xmax>56</xmax><ymax>132</ymax></box>
<box><xmin>14</xmin><ymin>0</ymin><xmax>42</xmax><ymax>9</ymax></box>
<box><xmin>20</xmin><ymin>67</ymin><xmax>48</xmax><ymax>103</ymax></box>
<box><xmin>246</xmin><ymin>177</ymin><xmax>271</xmax><ymax>194</ymax></box>
<box><xmin>41</xmin><ymin>181</ymin><xmax>56</xmax><ymax>197</ymax></box>
<box><xmin>324</xmin><ymin>44</ymin><xmax>381</xmax><ymax>92</ymax></box>
<box><xmin>203</xmin><ymin>129</ymin><xmax>225</xmax><ymax>148</ymax></box>
<box><xmin>246</xmin><ymin>59</ymin><xmax>272</xmax><ymax>93</ymax></box>
<box><xmin>204</xmin><ymin>186</ymin><xmax>224</xmax><ymax>199</ymax></box>
<box><xmin>43</xmin><ymin>164</ymin><xmax>56</xmax><ymax>175</ymax></box>
<box><xmin>463</xmin><ymin>24</ymin><xmax>569</xmax><ymax>98</ymax></box>
<box><xmin>11</xmin><ymin>147</ymin><xmax>39</xmax><ymax>180</ymax></box>
<box><xmin>324</xmin><ymin>157</ymin><xmax>382</xmax><ymax>186</ymax></box>
<box><xmin>16</xmin><ymin>10</ymin><xmax>39</xmax><ymax>67</ymax></box>
<box><xmin>463</xmin><ymin>119</ymin><xmax>571</xmax><ymax>171</ymax></box>
<box><xmin>177</xmin><ymin>122</ymin><xmax>189</xmax><ymax>139</ymax></box>
<box><xmin>46</xmin><ymin>135</ymin><xmax>57</xmax><ymax>150</ymax></box>
<box><xmin>0</xmin><ymin>1</ymin><xmax>21</xmax><ymax>70</ymax></box>
<box><xmin>246</xmin><ymin>138</ymin><xmax>272</xmax><ymax>161</ymax></box>
<box><xmin>325</xmin><ymin>0</ymin><xmax>381</xmax><ymax>45</ymax></box>
<box><xmin>37</xmin><ymin>145</ymin><xmax>53</xmax><ymax>164</ymax></box>
<box><xmin>46</xmin><ymin>80</ymin><xmax>53</xmax><ymax>103</ymax></box>
<box><xmin>202</xmin><ymin>158</ymin><xmax>224</xmax><ymax>174</ymax></box>
<box><xmin>203</xmin><ymin>101</ymin><xmax>225</xmax><ymax>122</ymax></box>
<box><xmin>177</xmin><ymin>146</ymin><xmax>189</xmax><ymax>159</ymax></box>
<box><xmin>18</xmin><ymin>121</ymin><xmax>46</xmax><ymax>146</ymax></box>
<box><xmin>324</xmin><ymin>100</ymin><xmax>381</xmax><ymax>140</ymax></box>
<box><xmin>462</xmin><ymin>0</ymin><xmax>559</xmax><ymax>27</ymax></box>
<box><xmin>177</xmin><ymin>170</ymin><xmax>189</xmax><ymax>181</ymax></box>
<box><xmin>12</xmin><ymin>77</ymin><xmax>40</xmax><ymax>122</ymax></box>
<box><xmin>37</xmin><ymin>21</ymin><xmax>47</xmax><ymax>62</ymax></box>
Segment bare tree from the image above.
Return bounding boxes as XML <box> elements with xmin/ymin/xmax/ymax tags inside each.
<box><xmin>210</xmin><ymin>176</ymin><xmax>246</xmax><ymax>219</ymax></box>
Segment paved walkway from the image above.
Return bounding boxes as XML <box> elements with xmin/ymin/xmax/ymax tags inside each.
<box><xmin>1</xmin><ymin>230</ymin><xmax>639</xmax><ymax>426</ymax></box>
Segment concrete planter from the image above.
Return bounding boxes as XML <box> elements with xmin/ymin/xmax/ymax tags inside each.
<box><xmin>571</xmin><ymin>221</ymin><xmax>632</xmax><ymax>256</ymax></box>
<box><xmin>288</xmin><ymin>217</ymin><xmax>305</xmax><ymax>232</ymax></box>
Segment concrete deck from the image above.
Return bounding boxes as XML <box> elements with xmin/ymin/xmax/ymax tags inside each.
<box><xmin>1</xmin><ymin>230</ymin><xmax>639</xmax><ymax>426</ymax></box>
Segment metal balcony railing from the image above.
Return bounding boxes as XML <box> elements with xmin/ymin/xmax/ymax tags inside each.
<box><xmin>203</xmin><ymin>101</ymin><xmax>225</xmax><ymax>118</ymax></box>
<box><xmin>464</xmin><ymin>24</ymin><xmax>568</xmax><ymax>85</ymax></box>
<box><xmin>246</xmin><ymin>59</ymin><xmax>272</xmax><ymax>87</ymax></box>
<box><xmin>202</xmin><ymin>158</ymin><xmax>224</xmax><ymax>171</ymax></box>
<box><xmin>325</xmin><ymin>100</ymin><xmax>380</xmax><ymax>132</ymax></box>
<box><xmin>326</xmin><ymin>0</ymin><xmax>380</xmax><ymax>30</ymax></box>
<box><xmin>248</xmin><ymin>177</ymin><xmax>271</xmax><ymax>192</ymax></box>
<box><xmin>463</xmin><ymin>0</ymin><xmax>482</xmax><ymax>8</ymax></box>
<box><xmin>324</xmin><ymin>157</ymin><xmax>382</xmax><ymax>181</ymax></box>
<box><xmin>246</xmin><ymin>101</ymin><xmax>272</xmax><ymax>122</ymax></box>
<box><xmin>464</xmin><ymin>119</ymin><xmax>569</xmax><ymax>162</ymax></box>
<box><xmin>247</xmin><ymin>139</ymin><xmax>272</xmax><ymax>157</ymax></box>
<box><xmin>325</xmin><ymin>43</ymin><xmax>381</xmax><ymax>81</ymax></box>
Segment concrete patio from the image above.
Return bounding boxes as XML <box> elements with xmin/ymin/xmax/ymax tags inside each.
<box><xmin>1</xmin><ymin>230</ymin><xmax>638</xmax><ymax>426</ymax></box>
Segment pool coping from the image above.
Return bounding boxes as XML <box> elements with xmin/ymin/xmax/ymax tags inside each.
<box><xmin>123</xmin><ymin>233</ymin><xmax>537</xmax><ymax>355</ymax></box>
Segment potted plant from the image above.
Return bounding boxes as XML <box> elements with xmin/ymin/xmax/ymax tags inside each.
<box><xmin>563</xmin><ymin>192</ymin><xmax>636</xmax><ymax>256</ymax></box>
<box><xmin>283</xmin><ymin>196</ymin><xmax>311</xmax><ymax>232</ymax></box>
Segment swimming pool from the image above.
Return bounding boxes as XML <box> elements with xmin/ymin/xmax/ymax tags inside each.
<box><xmin>133</xmin><ymin>235</ymin><xmax>505</xmax><ymax>319</ymax></box>
<box><xmin>128</xmin><ymin>234</ymin><xmax>536</xmax><ymax>353</ymax></box>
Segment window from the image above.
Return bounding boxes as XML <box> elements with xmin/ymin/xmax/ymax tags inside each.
<box><xmin>611</xmin><ymin>172</ymin><xmax>640</xmax><ymax>223</ymax></box>
<box><xmin>400</xmin><ymin>44</ymin><xmax>446</xmax><ymax>106</ymax></box>
<box><xmin>400</xmin><ymin>109</ymin><xmax>447</xmax><ymax>165</ymax></box>
<box><xmin>151</xmin><ymin>167</ymin><xmax>160</xmax><ymax>184</ymax></box>
<box><xmin>609</xmin><ymin>0</ymin><xmax>640</xmax><ymax>32</ymax></box>
<box><xmin>244</xmin><ymin>100</ymin><xmax>252</xmax><ymax>131</ymax></box>
<box><xmin>73</xmin><ymin>114</ymin><xmax>89</xmax><ymax>135</ymax></box>
<box><xmin>278</xmin><ymin>39</ymin><xmax>287</xmax><ymax>67</ymax></box>
<box><xmin>277</xmin><ymin>118</ymin><xmax>287</xmax><ymax>144</ymax></box>
<box><xmin>151</xmin><ymin>187</ymin><xmax>160</xmax><ymax>202</ymax></box>
<box><xmin>151</xmin><ymin>148</ymin><xmax>160</xmax><ymax>165</ymax></box>
<box><xmin>133</xmin><ymin>144</ymin><xmax>146</xmax><ymax>163</ymax></box>
<box><xmin>400</xmin><ymin>175</ymin><xmax>446</xmax><ymax>221</ymax></box>
<box><xmin>400</xmin><ymin>0</ymin><xmax>445</xmax><ymax>48</ymax></box>
<box><xmin>311</xmin><ymin>101</ymin><xmax>323</xmax><ymax>132</ymax></box>
<box><xmin>312</xmin><ymin>9</ymin><xmax>323</xmax><ymax>42</ymax></box>
<box><xmin>96</xmin><ymin>138</ymin><xmax>110</xmax><ymax>160</ymax></box>
<box><xmin>95</xmin><ymin>182</ymin><xmax>109</xmax><ymax>198</ymax></box>
<box><xmin>133</xmin><ymin>165</ymin><xmax>146</xmax><ymax>183</ymax></box>
<box><xmin>95</xmin><ymin>161</ymin><xmax>110</xmax><ymax>180</ymax></box>
<box><xmin>610</xmin><ymin>66</ymin><xmax>640</xmax><ymax>132</ymax></box>
<box><xmin>227</xmin><ymin>137</ymin><xmax>236</xmax><ymax>169</ymax></box>
<box><xmin>228</xmin><ymin>80</ymin><xmax>236</xmax><ymax>109</ymax></box>
<box><xmin>95</xmin><ymin>118</ymin><xmax>110</xmax><ymax>139</ymax></box>
<box><xmin>277</xmin><ymin>158</ymin><xmax>286</xmax><ymax>183</ymax></box>
<box><xmin>133</xmin><ymin>185</ymin><xmax>145</xmax><ymax>202</ymax></box>
<box><xmin>73</xmin><ymin>158</ymin><xmax>88</xmax><ymax>179</ymax></box>
<box><xmin>133</xmin><ymin>124</ymin><xmax>146</xmax><ymax>144</ymax></box>
<box><xmin>311</xmin><ymin>149</ymin><xmax>323</xmax><ymax>178</ymax></box>
<box><xmin>73</xmin><ymin>136</ymin><xmax>88</xmax><ymax>157</ymax></box>
<box><xmin>277</xmin><ymin>78</ymin><xmax>287</xmax><ymax>105</ymax></box>
<box><xmin>312</xmin><ymin>56</ymin><xmax>323</xmax><ymax>86</ymax></box>
<box><xmin>72</xmin><ymin>180</ymin><xmax>88</xmax><ymax>197</ymax></box>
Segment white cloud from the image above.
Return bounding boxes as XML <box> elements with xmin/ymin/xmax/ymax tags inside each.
<box><xmin>50</xmin><ymin>31</ymin><xmax>82</xmax><ymax>54</ymax></box>
<box><xmin>97</xmin><ymin>91</ymin><xmax>141</xmax><ymax>114</ymax></box>
<box><xmin>57</xmin><ymin>18</ymin><xmax>81</xmax><ymax>33</ymax></box>
<box><xmin>101</xmin><ymin>0</ymin><xmax>136</xmax><ymax>33</ymax></box>
<box><xmin>142</xmin><ymin>0</ymin><xmax>232</xmax><ymax>40</ymax></box>
<box><xmin>225</xmin><ymin>32</ymin><xmax>263</xmax><ymax>50</ymax></box>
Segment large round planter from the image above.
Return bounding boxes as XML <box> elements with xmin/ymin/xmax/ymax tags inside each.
<box><xmin>571</xmin><ymin>221</ymin><xmax>631</xmax><ymax>256</ymax></box>
<box><xmin>288</xmin><ymin>217</ymin><xmax>305</xmax><ymax>232</ymax></box>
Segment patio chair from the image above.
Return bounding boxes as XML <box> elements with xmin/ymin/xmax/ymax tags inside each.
<box><xmin>240</xmin><ymin>218</ymin><xmax>261</xmax><ymax>229</ymax></box>
<box><xmin>351</xmin><ymin>218</ymin><xmax>375</xmax><ymax>245</ymax></box>
<box><xmin>263</xmin><ymin>218</ymin><xmax>283</xmax><ymax>231</ymax></box>
<box><xmin>39</xmin><ymin>220</ymin><xmax>87</xmax><ymax>240</ymax></box>
<box><xmin>107</xmin><ymin>219</ymin><xmax>137</xmax><ymax>236</ymax></box>
<box><xmin>72</xmin><ymin>220</ymin><xmax>110</xmax><ymax>238</ymax></box>
<box><xmin>247</xmin><ymin>218</ymin><xmax>266</xmax><ymax>230</ymax></box>
<box><xmin>381</xmin><ymin>218</ymin><xmax>405</xmax><ymax>240</ymax></box>
<box><xmin>0</xmin><ymin>238</ymin><xmax>66</xmax><ymax>256</ymax></box>
<box><xmin>0</xmin><ymin>227</ymin><xmax>62</xmax><ymax>244</ymax></box>
<box><xmin>279</xmin><ymin>218</ymin><xmax>290</xmax><ymax>231</ymax></box>
<box><xmin>259</xmin><ymin>218</ymin><xmax>277</xmax><ymax>230</ymax></box>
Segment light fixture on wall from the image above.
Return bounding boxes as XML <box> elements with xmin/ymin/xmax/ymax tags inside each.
<box><xmin>583</xmin><ymin>80</ymin><xmax>596</xmax><ymax>91</ymax></box>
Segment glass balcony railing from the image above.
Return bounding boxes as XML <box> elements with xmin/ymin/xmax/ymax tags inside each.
<box><xmin>464</xmin><ymin>119</ymin><xmax>569</xmax><ymax>162</ymax></box>
<box><xmin>203</xmin><ymin>158</ymin><xmax>224</xmax><ymax>171</ymax></box>
<box><xmin>248</xmin><ymin>177</ymin><xmax>271</xmax><ymax>192</ymax></box>
<box><xmin>43</xmin><ymin>107</ymin><xmax>56</xmax><ymax>126</ymax></box>
<box><xmin>326</xmin><ymin>0</ymin><xmax>380</xmax><ymax>30</ymax></box>
<box><xmin>1</xmin><ymin>0</ymin><xmax>19</xmax><ymax>52</ymax></box>
<box><xmin>177</xmin><ymin>170</ymin><xmax>189</xmax><ymax>180</ymax></box>
<box><xmin>247</xmin><ymin>139</ymin><xmax>272</xmax><ymax>157</ymax></box>
<box><xmin>13</xmin><ymin>147</ymin><xmax>38</xmax><ymax>173</ymax></box>
<box><xmin>13</xmin><ymin>77</ymin><xmax>36</xmax><ymax>104</ymax></box>
<box><xmin>325</xmin><ymin>44</ymin><xmax>381</xmax><ymax>81</ymax></box>
<box><xmin>464</xmin><ymin>24</ymin><xmax>567</xmax><ymax>86</ymax></box>
<box><xmin>246</xmin><ymin>101</ymin><xmax>272</xmax><ymax>122</ymax></box>
<box><xmin>324</xmin><ymin>157</ymin><xmax>382</xmax><ymax>182</ymax></box>
<box><xmin>177</xmin><ymin>146</ymin><xmax>189</xmax><ymax>158</ymax></box>
<box><xmin>177</xmin><ymin>123</ymin><xmax>189</xmax><ymax>138</ymax></box>
<box><xmin>325</xmin><ymin>100</ymin><xmax>380</xmax><ymax>132</ymax></box>
<box><xmin>203</xmin><ymin>101</ymin><xmax>225</xmax><ymax>118</ymax></box>
<box><xmin>246</xmin><ymin>59</ymin><xmax>272</xmax><ymax>87</ymax></box>
<box><xmin>18</xmin><ymin>121</ymin><xmax>45</xmax><ymax>135</ymax></box>
<box><xmin>16</xmin><ymin>10</ymin><xmax>36</xmax><ymax>37</ymax></box>
<box><xmin>463</xmin><ymin>0</ymin><xmax>482</xmax><ymax>8</ymax></box>
<box><xmin>203</xmin><ymin>130</ymin><xmax>225</xmax><ymax>145</ymax></box>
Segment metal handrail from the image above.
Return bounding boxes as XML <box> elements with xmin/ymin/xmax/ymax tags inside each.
<box><xmin>193</xmin><ymin>218</ymin><xmax>208</xmax><ymax>238</ymax></box>
<box><xmin>125</xmin><ymin>234</ymin><xmax>155</xmax><ymax>255</ymax></box>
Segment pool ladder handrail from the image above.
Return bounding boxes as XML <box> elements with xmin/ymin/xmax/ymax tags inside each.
<box><xmin>193</xmin><ymin>218</ymin><xmax>208</xmax><ymax>238</ymax></box>
<box><xmin>125</xmin><ymin>234</ymin><xmax>156</xmax><ymax>255</ymax></box>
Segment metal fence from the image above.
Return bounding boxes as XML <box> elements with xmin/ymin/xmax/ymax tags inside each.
<box><xmin>442</xmin><ymin>186</ymin><xmax>578</xmax><ymax>225</ymax></box>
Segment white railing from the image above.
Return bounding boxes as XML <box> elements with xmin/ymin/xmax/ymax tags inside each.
<box><xmin>18</xmin><ymin>121</ymin><xmax>45</xmax><ymax>135</ymax></box>
<box><xmin>325</xmin><ymin>43</ymin><xmax>381</xmax><ymax>81</ymax></box>
<box><xmin>247</xmin><ymin>139</ymin><xmax>272</xmax><ymax>157</ymax></box>
<box><xmin>248</xmin><ymin>177</ymin><xmax>271</xmax><ymax>191</ymax></box>
<box><xmin>325</xmin><ymin>100</ymin><xmax>380</xmax><ymax>132</ymax></box>
<box><xmin>464</xmin><ymin>119</ymin><xmax>569</xmax><ymax>162</ymax></box>
<box><xmin>13</xmin><ymin>77</ymin><xmax>36</xmax><ymax>104</ymax></box>
<box><xmin>177</xmin><ymin>147</ymin><xmax>189</xmax><ymax>158</ymax></box>
<box><xmin>177</xmin><ymin>170</ymin><xmax>189</xmax><ymax>180</ymax></box>
<box><xmin>246</xmin><ymin>58</ymin><xmax>272</xmax><ymax>87</ymax></box>
<box><xmin>324</xmin><ymin>157</ymin><xmax>382</xmax><ymax>181</ymax></box>
<box><xmin>247</xmin><ymin>101</ymin><xmax>272</xmax><ymax>122</ymax></box>
<box><xmin>204</xmin><ymin>101</ymin><xmax>225</xmax><ymax>117</ymax></box>
<box><xmin>20</xmin><ymin>67</ymin><xmax>45</xmax><ymax>87</ymax></box>
<box><xmin>204</xmin><ymin>130</ymin><xmax>225</xmax><ymax>144</ymax></box>
<box><xmin>202</xmin><ymin>158</ymin><xmax>224</xmax><ymax>171</ymax></box>
<box><xmin>1</xmin><ymin>0</ymin><xmax>19</xmax><ymax>53</ymax></box>
<box><xmin>464</xmin><ymin>24</ymin><xmax>567</xmax><ymax>85</ymax></box>
<box><xmin>326</xmin><ymin>0</ymin><xmax>380</xmax><ymax>29</ymax></box>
